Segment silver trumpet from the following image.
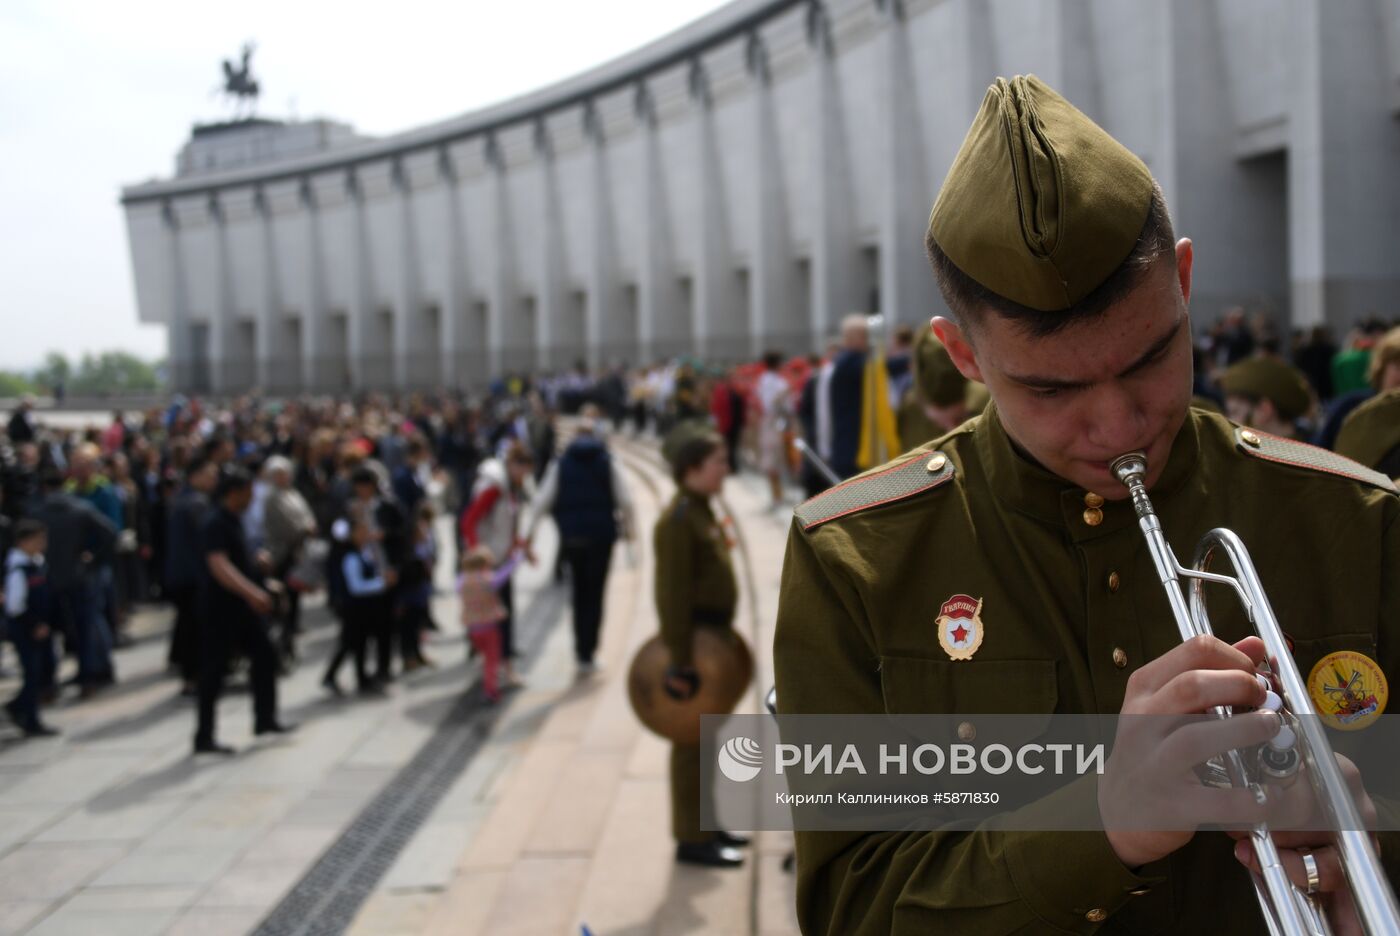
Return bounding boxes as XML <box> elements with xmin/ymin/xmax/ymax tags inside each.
<box><xmin>1110</xmin><ymin>452</ymin><xmax>1400</xmax><ymax>936</ymax></box>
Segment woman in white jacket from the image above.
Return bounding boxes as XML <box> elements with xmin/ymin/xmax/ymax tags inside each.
<box><xmin>458</xmin><ymin>441</ymin><xmax>534</xmax><ymax>686</ymax></box>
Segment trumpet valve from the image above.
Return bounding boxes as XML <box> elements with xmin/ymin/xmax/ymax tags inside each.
<box><xmin>1258</xmin><ymin>724</ymin><xmax>1301</xmax><ymax>783</ymax></box>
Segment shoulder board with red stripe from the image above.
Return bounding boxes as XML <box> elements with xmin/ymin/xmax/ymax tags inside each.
<box><xmin>794</xmin><ymin>451</ymin><xmax>956</xmax><ymax>531</ymax></box>
<box><xmin>1235</xmin><ymin>427</ymin><xmax>1396</xmax><ymax>492</ymax></box>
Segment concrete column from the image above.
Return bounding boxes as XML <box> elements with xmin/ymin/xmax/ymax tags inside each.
<box><xmin>534</xmin><ymin>120</ymin><xmax>569</xmax><ymax>372</ymax></box>
<box><xmin>922</xmin><ymin>0</ymin><xmax>994</xmax><ymax>323</ymax></box>
<box><xmin>297</xmin><ymin>179</ymin><xmax>326</xmax><ymax>393</ymax></box>
<box><xmin>207</xmin><ymin>194</ymin><xmax>234</xmax><ymax>394</ymax></box>
<box><xmin>160</xmin><ymin>201</ymin><xmax>193</xmax><ymax>392</ymax></box>
<box><xmin>253</xmin><ymin>187</ymin><xmax>281</xmax><ymax>390</ymax></box>
<box><xmin>634</xmin><ymin>81</ymin><xmax>678</xmax><ymax>364</ymax></box>
<box><xmin>583</xmin><ymin>101</ymin><xmax>622</xmax><ymax>369</ymax></box>
<box><xmin>1158</xmin><ymin>0</ymin><xmax>1288</xmax><ymax>323</ymax></box>
<box><xmin>1289</xmin><ymin>0</ymin><xmax>1400</xmax><ymax>328</ymax></box>
<box><xmin>807</xmin><ymin>2</ymin><xmax>858</xmax><ymax>350</ymax></box>
<box><xmin>875</xmin><ymin>0</ymin><xmax>935</xmax><ymax>329</ymax></box>
<box><xmin>746</xmin><ymin>32</ymin><xmax>796</xmax><ymax>357</ymax></box>
<box><xmin>690</xmin><ymin>58</ymin><xmax>738</xmax><ymax>360</ymax></box>
<box><xmin>391</xmin><ymin>159</ymin><xmax>423</xmax><ymax>388</ymax></box>
<box><xmin>345</xmin><ymin>169</ymin><xmax>376</xmax><ymax>389</ymax></box>
<box><xmin>437</xmin><ymin>147</ymin><xmax>468</xmax><ymax>390</ymax></box>
<box><xmin>485</xmin><ymin>134</ymin><xmax>519</xmax><ymax>378</ymax></box>
<box><xmin>1048</xmin><ymin>0</ymin><xmax>1102</xmax><ymax>120</ymax></box>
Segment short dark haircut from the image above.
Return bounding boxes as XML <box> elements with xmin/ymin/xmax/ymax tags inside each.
<box><xmin>14</xmin><ymin>518</ymin><xmax>46</xmax><ymax>544</ymax></box>
<box><xmin>350</xmin><ymin>466</ymin><xmax>380</xmax><ymax>489</ymax></box>
<box><xmin>762</xmin><ymin>351</ymin><xmax>783</xmax><ymax>370</ymax></box>
<box><xmin>214</xmin><ymin>465</ymin><xmax>253</xmax><ymax>500</ymax></box>
<box><xmin>925</xmin><ymin>183</ymin><xmax>1176</xmax><ymax>339</ymax></box>
<box><xmin>185</xmin><ymin>454</ymin><xmax>212</xmax><ymax>479</ymax></box>
<box><xmin>671</xmin><ymin>431</ymin><xmax>724</xmax><ymax>485</ymax></box>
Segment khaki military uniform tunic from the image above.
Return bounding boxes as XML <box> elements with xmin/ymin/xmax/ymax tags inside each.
<box><xmin>774</xmin><ymin>403</ymin><xmax>1400</xmax><ymax>934</ymax></box>
<box><xmin>654</xmin><ymin>490</ymin><xmax>738</xmax><ymax>843</ymax></box>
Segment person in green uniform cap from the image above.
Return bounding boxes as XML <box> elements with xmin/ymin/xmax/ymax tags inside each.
<box><xmin>774</xmin><ymin>74</ymin><xmax>1400</xmax><ymax>934</ymax></box>
<box><xmin>1333</xmin><ymin>327</ymin><xmax>1400</xmax><ymax>476</ymax></box>
<box><xmin>1335</xmin><ymin>389</ymin><xmax>1400</xmax><ymax>478</ymax></box>
<box><xmin>896</xmin><ymin>325</ymin><xmax>991</xmax><ymax>447</ymax></box>
<box><xmin>1217</xmin><ymin>356</ymin><xmax>1316</xmax><ymax>440</ymax></box>
<box><xmin>655</xmin><ymin>422</ymin><xmax>749</xmax><ymax>868</ymax></box>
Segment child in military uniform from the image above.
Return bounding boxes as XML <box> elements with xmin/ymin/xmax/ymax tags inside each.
<box><xmin>655</xmin><ymin>424</ymin><xmax>750</xmax><ymax>868</ymax></box>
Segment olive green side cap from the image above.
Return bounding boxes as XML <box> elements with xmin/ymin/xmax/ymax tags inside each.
<box><xmin>661</xmin><ymin>419</ymin><xmax>720</xmax><ymax>469</ymax></box>
<box><xmin>914</xmin><ymin>327</ymin><xmax>967</xmax><ymax>407</ymax></box>
<box><xmin>927</xmin><ymin>75</ymin><xmax>1155</xmax><ymax>312</ymax></box>
<box><xmin>1218</xmin><ymin>357</ymin><xmax>1314</xmax><ymax>421</ymax></box>
<box><xmin>1334</xmin><ymin>389</ymin><xmax>1400</xmax><ymax>472</ymax></box>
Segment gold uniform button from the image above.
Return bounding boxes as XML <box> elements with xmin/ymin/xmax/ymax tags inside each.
<box><xmin>1112</xmin><ymin>647</ymin><xmax>1128</xmax><ymax>669</ymax></box>
<box><xmin>1241</xmin><ymin>430</ymin><xmax>1262</xmax><ymax>447</ymax></box>
<box><xmin>1107</xmin><ymin>571</ymin><xmax>1121</xmax><ymax>592</ymax></box>
<box><xmin>1083</xmin><ymin>492</ymin><xmax>1105</xmax><ymax>508</ymax></box>
<box><xmin>956</xmin><ymin>721</ymin><xmax>976</xmax><ymax>742</ymax></box>
<box><xmin>1082</xmin><ymin>507</ymin><xmax>1103</xmax><ymax>527</ymax></box>
<box><xmin>926</xmin><ymin>454</ymin><xmax>947</xmax><ymax>473</ymax></box>
<box><xmin>1086</xmin><ymin>908</ymin><xmax>1107</xmax><ymax>923</ymax></box>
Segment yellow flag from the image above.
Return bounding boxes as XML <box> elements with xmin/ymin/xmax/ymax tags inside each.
<box><xmin>857</xmin><ymin>352</ymin><xmax>902</xmax><ymax>471</ymax></box>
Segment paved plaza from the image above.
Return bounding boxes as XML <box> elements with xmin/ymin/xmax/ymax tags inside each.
<box><xmin>0</xmin><ymin>437</ymin><xmax>801</xmax><ymax>936</ymax></box>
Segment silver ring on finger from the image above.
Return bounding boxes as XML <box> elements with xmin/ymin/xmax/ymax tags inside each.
<box><xmin>1300</xmin><ymin>848</ymin><xmax>1321</xmax><ymax>895</ymax></box>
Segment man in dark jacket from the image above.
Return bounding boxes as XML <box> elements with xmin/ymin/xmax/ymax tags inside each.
<box><xmin>523</xmin><ymin>409</ymin><xmax>634</xmax><ymax>674</ymax></box>
<box><xmin>827</xmin><ymin>315</ymin><xmax>869</xmax><ymax>480</ymax></box>
<box><xmin>165</xmin><ymin>456</ymin><xmax>217</xmax><ymax>694</ymax></box>
<box><xmin>390</xmin><ymin>439</ymin><xmax>429</xmax><ymax>516</ymax></box>
<box><xmin>194</xmin><ymin>466</ymin><xmax>288</xmax><ymax>755</ymax></box>
<box><xmin>30</xmin><ymin>470</ymin><xmax>117</xmax><ymax>696</ymax></box>
<box><xmin>6</xmin><ymin>398</ymin><xmax>36</xmax><ymax>445</ymax></box>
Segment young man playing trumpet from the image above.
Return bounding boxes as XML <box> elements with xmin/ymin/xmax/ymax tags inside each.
<box><xmin>775</xmin><ymin>75</ymin><xmax>1399</xmax><ymax>934</ymax></box>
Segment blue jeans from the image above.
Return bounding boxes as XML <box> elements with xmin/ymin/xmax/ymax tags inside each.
<box><xmin>53</xmin><ymin>582</ymin><xmax>111</xmax><ymax>683</ymax></box>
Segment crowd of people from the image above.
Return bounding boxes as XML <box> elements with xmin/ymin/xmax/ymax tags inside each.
<box><xmin>1</xmin><ymin>307</ymin><xmax>1396</xmax><ymax>746</ymax></box>
<box><xmin>0</xmin><ymin>390</ymin><xmax>639</xmax><ymax>749</ymax></box>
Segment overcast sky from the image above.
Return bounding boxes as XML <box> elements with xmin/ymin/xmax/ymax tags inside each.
<box><xmin>0</xmin><ymin>0</ymin><xmax>730</xmax><ymax>371</ymax></box>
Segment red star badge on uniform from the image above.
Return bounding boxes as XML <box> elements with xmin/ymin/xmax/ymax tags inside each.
<box><xmin>951</xmin><ymin>623</ymin><xmax>969</xmax><ymax>644</ymax></box>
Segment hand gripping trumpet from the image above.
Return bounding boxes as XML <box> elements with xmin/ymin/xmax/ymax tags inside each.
<box><xmin>1110</xmin><ymin>452</ymin><xmax>1400</xmax><ymax>936</ymax></box>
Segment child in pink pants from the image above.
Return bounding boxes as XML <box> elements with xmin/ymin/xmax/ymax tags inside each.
<box><xmin>458</xmin><ymin>545</ymin><xmax>520</xmax><ymax>702</ymax></box>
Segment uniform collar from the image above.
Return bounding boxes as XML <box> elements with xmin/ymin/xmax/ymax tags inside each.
<box><xmin>677</xmin><ymin>490</ymin><xmax>714</xmax><ymax>516</ymax></box>
<box><xmin>975</xmin><ymin>401</ymin><xmax>1200</xmax><ymax>540</ymax></box>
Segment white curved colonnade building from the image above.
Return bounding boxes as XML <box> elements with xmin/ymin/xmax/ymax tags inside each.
<box><xmin>122</xmin><ymin>0</ymin><xmax>1400</xmax><ymax>394</ymax></box>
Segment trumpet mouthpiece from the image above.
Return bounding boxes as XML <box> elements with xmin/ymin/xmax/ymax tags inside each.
<box><xmin>1109</xmin><ymin>452</ymin><xmax>1147</xmax><ymax>486</ymax></box>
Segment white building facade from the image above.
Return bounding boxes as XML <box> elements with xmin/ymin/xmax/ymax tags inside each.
<box><xmin>122</xmin><ymin>0</ymin><xmax>1400</xmax><ymax>395</ymax></box>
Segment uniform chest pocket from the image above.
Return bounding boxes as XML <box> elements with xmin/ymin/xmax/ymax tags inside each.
<box><xmin>879</xmin><ymin>656</ymin><xmax>1059</xmax><ymax>715</ymax></box>
<box><xmin>1285</xmin><ymin>631</ymin><xmax>1377</xmax><ymax>689</ymax></box>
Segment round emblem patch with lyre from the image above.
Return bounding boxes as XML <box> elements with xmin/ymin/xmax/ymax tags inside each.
<box><xmin>1307</xmin><ymin>650</ymin><xmax>1388</xmax><ymax>731</ymax></box>
<box><xmin>936</xmin><ymin>594</ymin><xmax>985</xmax><ymax>661</ymax></box>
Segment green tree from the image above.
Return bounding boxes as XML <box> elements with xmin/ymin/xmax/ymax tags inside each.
<box><xmin>68</xmin><ymin>352</ymin><xmax>161</xmax><ymax>395</ymax></box>
<box><xmin>0</xmin><ymin>371</ymin><xmax>33</xmax><ymax>397</ymax></box>
<box><xmin>32</xmin><ymin>351</ymin><xmax>71</xmax><ymax>393</ymax></box>
<box><xmin>27</xmin><ymin>350</ymin><xmax>162</xmax><ymax>396</ymax></box>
